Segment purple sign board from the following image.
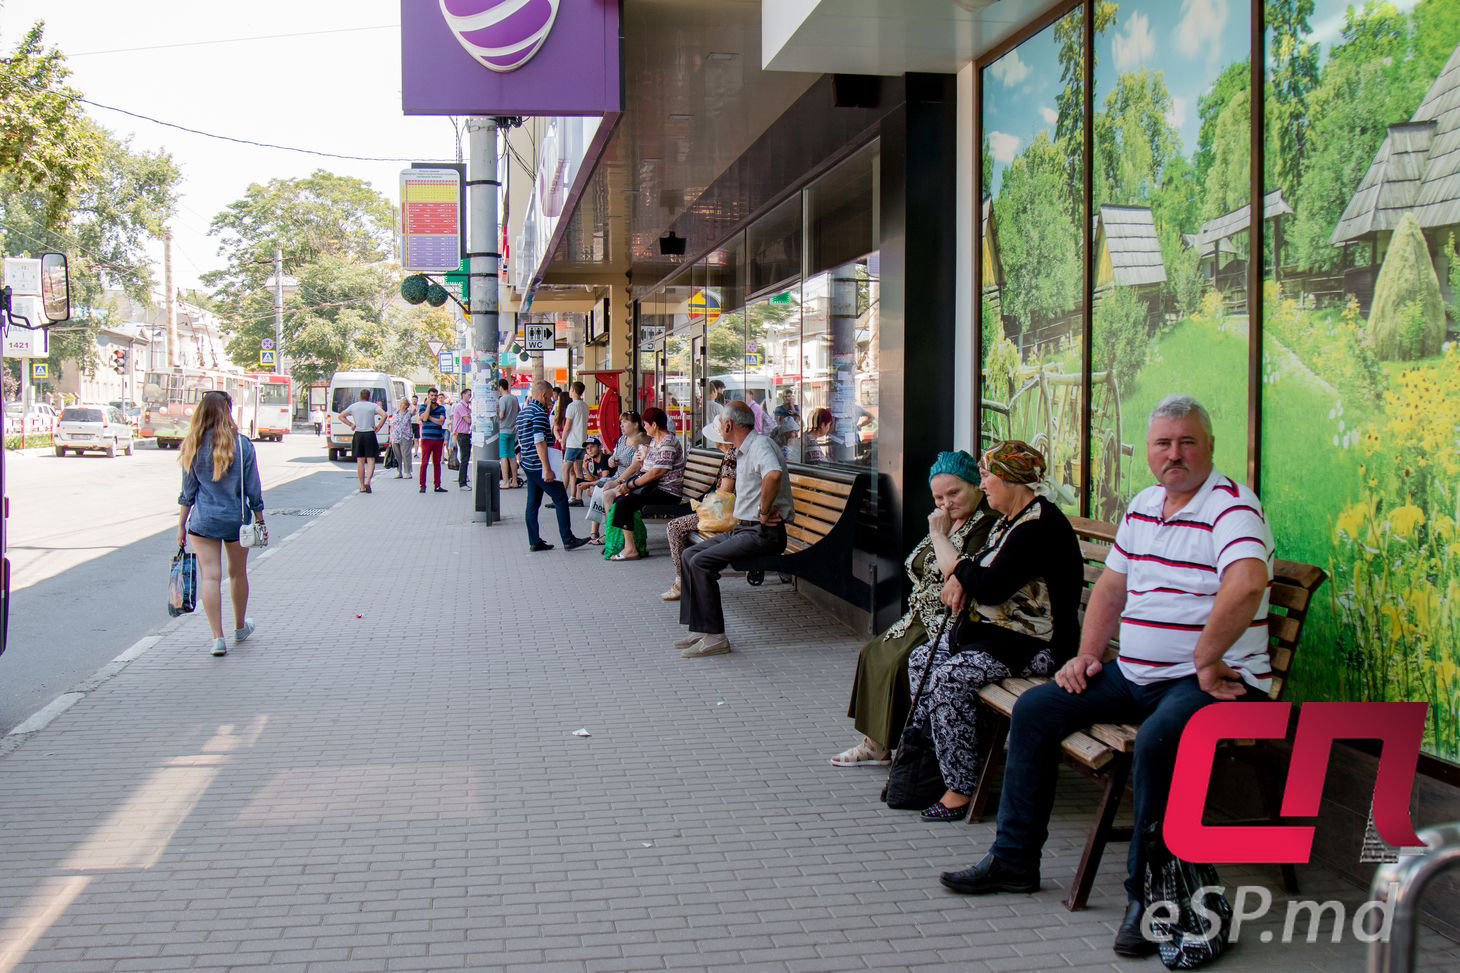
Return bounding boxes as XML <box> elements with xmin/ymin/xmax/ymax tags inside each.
<box><xmin>401</xmin><ymin>0</ymin><xmax>621</xmax><ymax>116</ymax></box>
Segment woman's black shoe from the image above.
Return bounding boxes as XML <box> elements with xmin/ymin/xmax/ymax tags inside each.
<box><xmin>921</xmin><ymin>801</ymin><xmax>971</xmax><ymax>822</ymax></box>
<box><xmin>939</xmin><ymin>851</ymin><xmax>1039</xmax><ymax>894</ymax></box>
<box><xmin>1113</xmin><ymin>899</ymin><xmax>1158</xmax><ymax>957</ymax></box>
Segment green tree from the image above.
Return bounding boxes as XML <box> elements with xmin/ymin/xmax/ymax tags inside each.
<box><xmin>1193</xmin><ymin>60</ymin><xmax>1250</xmax><ymax>185</ymax></box>
<box><xmin>1410</xmin><ymin>0</ymin><xmax>1460</xmax><ymax>84</ymax></box>
<box><xmin>1</xmin><ymin>125</ymin><xmax>180</xmax><ymax>376</ymax></box>
<box><xmin>0</xmin><ymin>23</ymin><xmax>103</xmax><ymax>226</ymax></box>
<box><xmin>1266</xmin><ymin>1</ymin><xmax>1320</xmax><ymax>201</ymax></box>
<box><xmin>1204</xmin><ymin>86</ymin><xmax>1253</xmax><ymax>222</ymax></box>
<box><xmin>995</xmin><ymin>132</ymin><xmax>1082</xmax><ymax>340</ymax></box>
<box><xmin>203</xmin><ymin>170</ymin><xmax>394</xmax><ymax>311</ymax></box>
<box><xmin>1290</xmin><ymin>3</ymin><xmax>1429</xmax><ymax>270</ymax></box>
<box><xmin>1052</xmin><ymin>3</ymin><xmax>1116</xmax><ymax>217</ymax></box>
<box><xmin>1094</xmin><ymin>68</ymin><xmax>1179</xmax><ymax>207</ymax></box>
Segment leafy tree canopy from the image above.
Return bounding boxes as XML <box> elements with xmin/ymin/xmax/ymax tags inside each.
<box><xmin>994</xmin><ymin>132</ymin><xmax>1082</xmax><ymax>338</ymax></box>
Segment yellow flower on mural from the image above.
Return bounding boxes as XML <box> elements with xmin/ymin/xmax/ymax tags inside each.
<box><xmin>1390</xmin><ymin>504</ymin><xmax>1425</xmax><ymax>538</ymax></box>
<box><xmin>1335</xmin><ymin>502</ymin><xmax>1368</xmax><ymax>541</ymax></box>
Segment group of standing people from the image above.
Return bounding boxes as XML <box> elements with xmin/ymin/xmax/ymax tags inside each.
<box><xmin>337</xmin><ymin>388</ymin><xmax>459</xmax><ymax>494</ymax></box>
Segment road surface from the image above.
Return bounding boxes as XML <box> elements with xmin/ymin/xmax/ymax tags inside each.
<box><xmin>0</xmin><ymin>430</ymin><xmax>362</xmax><ymax>733</ymax></box>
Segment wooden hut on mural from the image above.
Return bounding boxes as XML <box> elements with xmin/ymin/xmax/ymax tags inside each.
<box><xmin>1093</xmin><ymin>204</ymin><xmax>1166</xmax><ymax>323</ymax></box>
<box><xmin>1194</xmin><ymin>189</ymin><xmax>1293</xmax><ymax>302</ymax></box>
<box><xmin>1331</xmin><ymin>41</ymin><xmax>1460</xmax><ymax>314</ymax></box>
<box><xmin>981</xmin><ymin>197</ymin><xmax>1004</xmax><ymax>322</ymax></box>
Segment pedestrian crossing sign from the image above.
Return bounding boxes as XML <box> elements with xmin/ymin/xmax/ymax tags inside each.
<box><xmin>31</xmin><ymin>362</ymin><xmax>48</xmax><ymax>379</ymax></box>
<box><xmin>261</xmin><ymin>350</ymin><xmax>276</xmax><ymax>365</ymax></box>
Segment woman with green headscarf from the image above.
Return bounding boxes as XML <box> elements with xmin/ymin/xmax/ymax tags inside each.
<box><xmin>831</xmin><ymin>450</ymin><xmax>996</xmax><ymax>768</ymax></box>
<box><xmin>902</xmin><ymin>439</ymin><xmax>1083</xmax><ymax>821</ymax></box>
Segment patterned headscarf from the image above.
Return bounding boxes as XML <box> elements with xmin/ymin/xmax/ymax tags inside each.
<box><xmin>981</xmin><ymin>440</ymin><xmax>1046</xmax><ymax>485</ymax></box>
<box><xmin>928</xmin><ymin>450</ymin><xmax>980</xmax><ymax>485</ymax></box>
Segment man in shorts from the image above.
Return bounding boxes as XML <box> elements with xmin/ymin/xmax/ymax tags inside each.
<box><xmin>497</xmin><ymin>378</ymin><xmax>521</xmax><ymax>489</ymax></box>
<box><xmin>562</xmin><ymin>380</ymin><xmax>589</xmax><ymax>501</ymax></box>
<box><xmin>340</xmin><ymin>389</ymin><xmax>386</xmax><ymax>494</ymax></box>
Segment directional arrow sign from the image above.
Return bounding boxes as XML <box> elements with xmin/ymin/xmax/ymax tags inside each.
<box><xmin>426</xmin><ymin>339</ymin><xmax>445</xmax><ymax>357</ymax></box>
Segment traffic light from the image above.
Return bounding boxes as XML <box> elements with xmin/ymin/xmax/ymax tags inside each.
<box><xmin>111</xmin><ymin>349</ymin><xmax>127</xmax><ymax>374</ymax></box>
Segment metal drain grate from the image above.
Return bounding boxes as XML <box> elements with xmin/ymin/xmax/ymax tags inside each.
<box><xmin>269</xmin><ymin>507</ymin><xmax>329</xmax><ymax>517</ymax></box>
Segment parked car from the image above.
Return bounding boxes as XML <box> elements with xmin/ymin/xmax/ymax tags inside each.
<box><xmin>54</xmin><ymin>404</ymin><xmax>134</xmax><ymax>457</ymax></box>
<box><xmin>4</xmin><ymin>402</ymin><xmax>58</xmax><ymax>435</ymax></box>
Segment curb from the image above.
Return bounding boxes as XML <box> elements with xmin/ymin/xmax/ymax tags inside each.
<box><xmin>1</xmin><ymin>490</ymin><xmax>356</xmax><ymax>747</ymax></box>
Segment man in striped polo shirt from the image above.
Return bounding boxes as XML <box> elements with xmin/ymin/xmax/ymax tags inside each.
<box><xmin>516</xmin><ymin>380</ymin><xmax>588</xmax><ymax>553</ymax></box>
<box><xmin>941</xmin><ymin>395</ymin><xmax>1273</xmax><ymax>958</ymax></box>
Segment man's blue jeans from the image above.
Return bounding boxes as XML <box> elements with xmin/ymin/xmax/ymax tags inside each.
<box><xmin>991</xmin><ymin>664</ymin><xmax>1262</xmax><ymax>900</ymax></box>
<box><xmin>523</xmin><ymin>468</ymin><xmax>573</xmax><ymax>546</ymax></box>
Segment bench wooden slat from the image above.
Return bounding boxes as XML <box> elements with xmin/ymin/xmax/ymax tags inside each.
<box><xmin>786</xmin><ymin>523</ymin><xmax>825</xmax><ymax>548</ymax></box>
<box><xmin>1269</xmin><ymin>582</ymin><xmax>1312</xmax><ymax>614</ymax></box>
<box><xmin>1083</xmin><ymin>562</ymin><xmax>1104</xmax><ymax>586</ymax></box>
<box><xmin>1079</xmin><ymin>539</ymin><xmax>1110</xmax><ymax>564</ymax></box>
<box><xmin>1087</xmin><ymin>723</ymin><xmax>1139</xmax><ymax>753</ymax></box>
<box><xmin>978</xmin><ymin>683</ymin><xmax>1020</xmax><ymax>717</ymax></box>
<box><xmin>1061</xmin><ymin>731</ymin><xmax>1115</xmax><ymax>770</ymax></box>
<box><xmin>1268</xmin><ymin>613</ymin><xmax>1300</xmax><ymax>647</ymax></box>
<box><xmin>789</xmin><ymin>472</ymin><xmax>853</xmax><ymax>497</ymax></box>
<box><xmin>790</xmin><ymin>487</ymin><xmax>848</xmax><ymax>517</ymax></box>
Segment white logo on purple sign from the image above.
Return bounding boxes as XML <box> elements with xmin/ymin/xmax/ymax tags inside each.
<box><xmin>439</xmin><ymin>0</ymin><xmax>561</xmax><ymax>74</ymax></box>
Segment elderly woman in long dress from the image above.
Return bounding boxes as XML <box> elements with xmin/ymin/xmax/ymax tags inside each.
<box><xmin>903</xmin><ymin>439</ymin><xmax>1084</xmax><ymax>821</ymax></box>
<box><xmin>831</xmin><ymin>451</ymin><xmax>996</xmax><ymax>767</ymax></box>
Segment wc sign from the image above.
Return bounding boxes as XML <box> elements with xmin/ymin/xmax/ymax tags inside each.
<box><xmin>1166</xmin><ymin>702</ymin><xmax>1427</xmax><ymax>864</ymax></box>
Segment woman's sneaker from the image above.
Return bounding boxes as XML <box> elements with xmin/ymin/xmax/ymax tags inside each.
<box><xmin>210</xmin><ymin>637</ymin><xmax>227</xmax><ymax>657</ymax></box>
<box><xmin>235</xmin><ymin>618</ymin><xmax>255</xmax><ymax>644</ymax></box>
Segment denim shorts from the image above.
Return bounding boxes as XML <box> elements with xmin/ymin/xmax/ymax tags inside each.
<box><xmin>565</xmin><ymin>447</ymin><xmax>584</xmax><ymax>462</ymax></box>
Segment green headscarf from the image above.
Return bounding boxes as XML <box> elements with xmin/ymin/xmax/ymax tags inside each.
<box><xmin>928</xmin><ymin>450</ymin><xmax>980</xmax><ymax>485</ymax></box>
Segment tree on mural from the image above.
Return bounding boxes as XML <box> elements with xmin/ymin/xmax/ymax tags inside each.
<box><xmin>1094</xmin><ymin>68</ymin><xmax>1179</xmax><ymax>207</ymax></box>
<box><xmin>1367</xmin><ymin>212</ymin><xmax>1445</xmax><ymax>360</ymax></box>
<box><xmin>995</xmin><ymin>133</ymin><xmax>1081</xmax><ymax>341</ymax></box>
<box><xmin>1053</xmin><ymin>3</ymin><xmax>1115</xmax><ymax>217</ymax></box>
<box><xmin>1290</xmin><ymin>4</ymin><xmax>1429</xmax><ymax>270</ymax></box>
<box><xmin>1266</xmin><ymin>0</ymin><xmax>1320</xmax><ymax>202</ymax></box>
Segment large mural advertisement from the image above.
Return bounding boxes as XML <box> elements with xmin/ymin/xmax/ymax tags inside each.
<box><xmin>979</xmin><ymin>0</ymin><xmax>1460</xmax><ymax>761</ymax></box>
<box><xmin>1262</xmin><ymin>0</ymin><xmax>1460</xmax><ymax>760</ymax></box>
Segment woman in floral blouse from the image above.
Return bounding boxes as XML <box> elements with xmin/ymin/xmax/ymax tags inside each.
<box><xmin>831</xmin><ymin>451</ymin><xmax>996</xmax><ymax>767</ymax></box>
<box><xmin>387</xmin><ymin>399</ymin><xmax>414</xmax><ymax>478</ymax></box>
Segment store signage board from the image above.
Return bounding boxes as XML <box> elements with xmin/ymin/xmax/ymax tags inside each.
<box><xmin>439</xmin><ymin>350</ymin><xmax>456</xmax><ymax>373</ymax></box>
<box><xmin>401</xmin><ymin>0</ymin><xmax>621</xmax><ymax>116</ymax></box>
<box><xmin>524</xmin><ymin>323</ymin><xmax>555</xmax><ymax>351</ymax></box>
<box><xmin>400</xmin><ymin>168</ymin><xmax>462</xmax><ymax>272</ymax></box>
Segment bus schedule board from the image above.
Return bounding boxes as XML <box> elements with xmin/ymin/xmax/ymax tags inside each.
<box><xmin>400</xmin><ymin>168</ymin><xmax>462</xmax><ymax>272</ymax></box>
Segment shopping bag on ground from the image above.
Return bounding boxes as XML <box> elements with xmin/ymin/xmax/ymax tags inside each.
<box><xmin>603</xmin><ymin>502</ymin><xmax>648</xmax><ymax>559</ymax></box>
<box><xmin>446</xmin><ymin>444</ymin><xmax>460</xmax><ymax>470</ymax></box>
<box><xmin>167</xmin><ymin>547</ymin><xmax>197</xmax><ymax>617</ymax></box>
<box><xmin>692</xmin><ymin>490</ymin><xmax>736</xmax><ymax>534</ymax></box>
<box><xmin>1142</xmin><ymin>820</ymin><xmax>1232</xmax><ymax>969</ymax></box>
<box><xmin>384</xmin><ymin>448</ymin><xmax>397</xmax><ymax>469</ymax></box>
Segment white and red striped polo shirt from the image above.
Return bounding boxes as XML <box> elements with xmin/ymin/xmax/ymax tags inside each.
<box><xmin>1105</xmin><ymin>468</ymin><xmax>1274</xmax><ymax>691</ymax></box>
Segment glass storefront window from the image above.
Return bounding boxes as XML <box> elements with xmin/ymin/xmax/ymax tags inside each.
<box><xmin>748</xmin><ymin>194</ymin><xmax>801</xmax><ymax>295</ymax></box>
<box><xmin>705</xmin><ymin>235</ymin><xmax>747</xmax><ymax>435</ymax></box>
<box><xmin>663</xmin><ymin>330</ymin><xmax>691</xmax><ymax>436</ymax></box>
<box><xmin>746</xmin><ymin>285</ymin><xmax>801</xmax><ymax>459</ymax></box>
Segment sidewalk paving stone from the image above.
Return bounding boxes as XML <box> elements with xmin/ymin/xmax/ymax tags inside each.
<box><xmin>0</xmin><ymin>476</ymin><xmax>1456</xmax><ymax>971</ymax></box>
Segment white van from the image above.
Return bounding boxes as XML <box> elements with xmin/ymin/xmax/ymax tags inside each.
<box><xmin>325</xmin><ymin>370</ymin><xmax>411</xmax><ymax>461</ymax></box>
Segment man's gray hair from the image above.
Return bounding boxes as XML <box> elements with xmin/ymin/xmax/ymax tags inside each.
<box><xmin>724</xmin><ymin>401</ymin><xmax>755</xmax><ymax>430</ymax></box>
<box><xmin>530</xmin><ymin>379</ymin><xmax>552</xmax><ymax>398</ymax></box>
<box><xmin>1148</xmin><ymin>394</ymin><xmax>1213</xmax><ymax>439</ymax></box>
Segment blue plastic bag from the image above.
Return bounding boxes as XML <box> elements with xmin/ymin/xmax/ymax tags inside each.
<box><xmin>168</xmin><ymin>547</ymin><xmax>197</xmax><ymax>617</ymax></box>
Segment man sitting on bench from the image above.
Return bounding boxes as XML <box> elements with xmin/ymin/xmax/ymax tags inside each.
<box><xmin>939</xmin><ymin>394</ymin><xmax>1274</xmax><ymax>959</ymax></box>
<box><xmin>674</xmin><ymin>400</ymin><xmax>794</xmax><ymax>659</ymax></box>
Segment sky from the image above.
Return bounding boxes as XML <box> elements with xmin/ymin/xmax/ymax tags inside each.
<box><xmin>982</xmin><ymin>0</ymin><xmax>1423</xmax><ymax>196</ymax></box>
<box><xmin>2</xmin><ymin>0</ymin><xmax>463</xmax><ymax>293</ymax></box>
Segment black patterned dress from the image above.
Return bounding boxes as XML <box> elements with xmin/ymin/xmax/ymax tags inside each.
<box><xmin>904</xmin><ymin>496</ymin><xmax>1083</xmax><ymax>794</ymax></box>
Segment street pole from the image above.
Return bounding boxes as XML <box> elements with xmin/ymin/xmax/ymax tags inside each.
<box><xmin>467</xmin><ymin>116</ymin><xmax>500</xmax><ymax>523</ymax></box>
<box><xmin>273</xmin><ymin>247</ymin><xmax>284</xmax><ymax>375</ymax></box>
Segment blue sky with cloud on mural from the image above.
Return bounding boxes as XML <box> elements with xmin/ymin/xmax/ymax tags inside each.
<box><xmin>984</xmin><ymin>0</ymin><xmax>1425</xmax><ymax>197</ymax></box>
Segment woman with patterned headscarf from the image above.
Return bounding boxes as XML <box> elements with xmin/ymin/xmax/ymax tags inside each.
<box><xmin>901</xmin><ymin>439</ymin><xmax>1083</xmax><ymax>821</ymax></box>
<box><xmin>831</xmin><ymin>450</ymin><xmax>997</xmax><ymax>767</ymax></box>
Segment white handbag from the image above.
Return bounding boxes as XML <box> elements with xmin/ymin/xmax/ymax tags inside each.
<box><xmin>237</xmin><ymin>435</ymin><xmax>268</xmax><ymax>548</ymax></box>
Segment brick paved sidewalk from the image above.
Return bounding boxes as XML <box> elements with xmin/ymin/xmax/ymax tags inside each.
<box><xmin>0</xmin><ymin>475</ymin><xmax>1453</xmax><ymax>972</ymax></box>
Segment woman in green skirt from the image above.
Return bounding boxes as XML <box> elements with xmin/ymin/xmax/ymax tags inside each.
<box><xmin>831</xmin><ymin>450</ymin><xmax>995</xmax><ymax>766</ymax></box>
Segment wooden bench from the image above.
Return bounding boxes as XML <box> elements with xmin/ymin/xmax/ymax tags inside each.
<box><xmin>966</xmin><ymin>516</ymin><xmax>1328</xmax><ymax>911</ymax></box>
<box><xmin>639</xmin><ymin>448</ymin><xmax>724</xmax><ymax>519</ymax></box>
<box><xmin>681</xmin><ymin>449</ymin><xmax>872</xmax><ymax>599</ymax></box>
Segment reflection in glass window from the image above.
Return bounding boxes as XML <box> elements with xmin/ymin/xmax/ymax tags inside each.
<box><xmin>704</xmin><ymin>237</ymin><xmax>747</xmax><ymax>434</ymax></box>
<box><xmin>801</xmin><ymin>258</ymin><xmax>879</xmax><ymax>466</ymax></box>
<box><xmin>663</xmin><ymin>331</ymin><xmax>691</xmax><ymax>436</ymax></box>
<box><xmin>746</xmin><ymin>287</ymin><xmax>800</xmax><ymax>459</ymax></box>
